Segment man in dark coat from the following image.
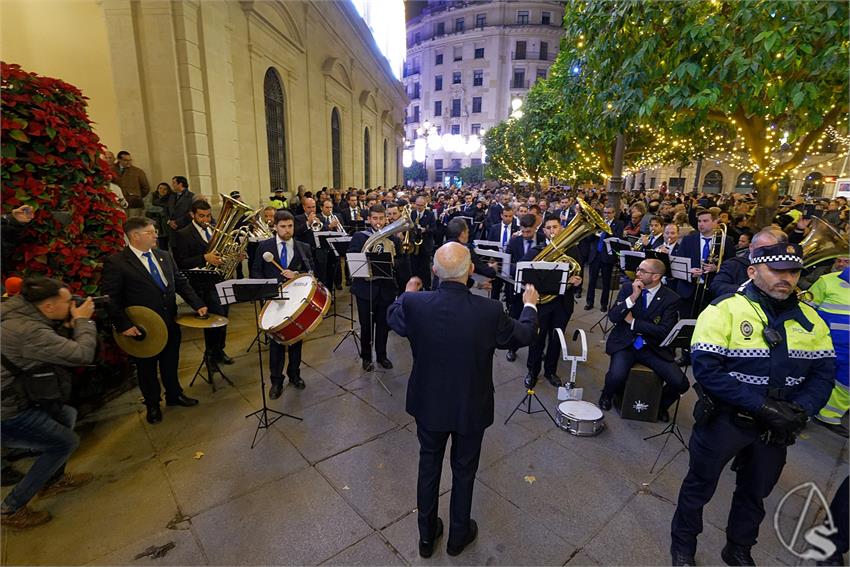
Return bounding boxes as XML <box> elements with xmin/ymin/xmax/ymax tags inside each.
<box><xmin>387</xmin><ymin>242</ymin><xmax>539</xmax><ymax>558</ymax></box>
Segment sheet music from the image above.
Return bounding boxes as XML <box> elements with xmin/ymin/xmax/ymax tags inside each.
<box><xmin>312</xmin><ymin>230</ymin><xmax>339</xmax><ymax>249</ymax></box>
<box><xmin>327</xmin><ymin>236</ymin><xmax>352</xmax><ymax>258</ymax></box>
<box><xmin>346</xmin><ymin>252</ymin><xmax>370</xmax><ymax>280</ymax></box>
<box><xmin>661</xmin><ymin>319</ymin><xmax>697</xmax><ymax>347</ymax></box>
<box><xmin>668</xmin><ymin>255</ymin><xmax>692</xmax><ymax>281</ymax></box>
<box><xmin>473</xmin><ymin>239</ymin><xmax>503</xmax><ymax>252</ymax></box>
<box><xmin>514</xmin><ymin>261</ymin><xmax>572</xmax><ymax>294</ymax></box>
<box><xmin>474</xmin><ymin>247</ymin><xmax>512</xmax><ymax>278</ymax></box>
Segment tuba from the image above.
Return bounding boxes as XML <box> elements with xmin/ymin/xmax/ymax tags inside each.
<box><xmin>533</xmin><ymin>198</ymin><xmax>611</xmax><ymax>304</ymax></box>
<box><xmin>202</xmin><ymin>194</ymin><xmax>254</xmax><ymax>279</ymax></box>
<box><xmin>363</xmin><ymin>216</ymin><xmax>414</xmax><ymax>264</ymax></box>
<box><xmin>798</xmin><ymin>217</ymin><xmax>849</xmax><ymax>269</ymax></box>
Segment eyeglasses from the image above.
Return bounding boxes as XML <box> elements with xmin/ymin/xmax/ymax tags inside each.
<box><xmin>635</xmin><ymin>268</ymin><xmax>662</xmax><ymax>275</ymax></box>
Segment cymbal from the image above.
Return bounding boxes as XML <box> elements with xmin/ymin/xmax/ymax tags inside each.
<box><xmin>112</xmin><ymin>306</ymin><xmax>167</xmax><ymax>359</ymax></box>
<box><xmin>175</xmin><ymin>313</ymin><xmax>229</xmax><ymax>329</ymax></box>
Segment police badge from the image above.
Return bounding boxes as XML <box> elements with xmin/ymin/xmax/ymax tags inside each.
<box><xmin>653</xmin><ymin>315</ymin><xmax>662</xmax><ymax>324</ymax></box>
<box><xmin>740</xmin><ymin>320</ymin><xmax>754</xmax><ymax>338</ymax></box>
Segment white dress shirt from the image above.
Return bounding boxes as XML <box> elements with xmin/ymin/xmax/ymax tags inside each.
<box><xmin>193</xmin><ymin>220</ymin><xmax>212</xmax><ymax>243</ymax></box>
<box><xmin>276</xmin><ymin>235</ymin><xmax>295</xmax><ymax>268</ymax></box>
<box><xmin>129</xmin><ymin>244</ymin><xmax>169</xmax><ymax>286</ymax></box>
<box><xmin>625</xmin><ymin>282</ymin><xmax>662</xmax><ymax>329</ymax></box>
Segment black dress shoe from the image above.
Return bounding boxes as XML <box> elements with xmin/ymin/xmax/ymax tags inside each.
<box><xmin>419</xmin><ymin>517</ymin><xmax>444</xmax><ymax>558</ymax></box>
<box><xmin>362</xmin><ymin>360</ymin><xmax>375</xmax><ymax>372</ymax></box>
<box><xmin>269</xmin><ymin>382</ymin><xmax>283</xmax><ymax>399</ymax></box>
<box><xmin>506</xmin><ymin>350</ymin><xmax>517</xmax><ymax>362</ymax></box>
<box><xmin>721</xmin><ymin>543</ymin><xmax>755</xmax><ymax>566</ymax></box>
<box><xmin>166</xmin><ymin>394</ymin><xmax>199</xmax><ymax>407</ymax></box>
<box><xmin>146</xmin><ymin>405</ymin><xmax>163</xmax><ymax>424</ymax></box>
<box><xmin>583</xmin><ymin>304</ymin><xmax>593</xmax><ymax>311</ymax></box>
<box><xmin>335</xmin><ymin>284</ymin><xmax>343</xmax><ymax>291</ymax></box>
<box><xmin>598</xmin><ymin>394</ymin><xmax>612</xmax><ymax>411</ymax></box>
<box><xmin>600</xmin><ymin>305</ymin><xmax>608</xmax><ymax>313</ymax></box>
<box><xmin>289</xmin><ymin>376</ymin><xmax>306</xmax><ymax>390</ymax></box>
<box><xmin>574</xmin><ymin>290</ymin><xmax>582</xmax><ymax>299</ymax></box>
<box><xmin>377</xmin><ymin>357</ymin><xmax>393</xmax><ymax>369</ymax></box>
<box><xmin>524</xmin><ymin>373</ymin><xmax>537</xmax><ymax>389</ymax></box>
<box><xmin>545</xmin><ymin>373</ymin><xmax>561</xmax><ymax>387</ymax></box>
<box><xmin>671</xmin><ymin>549</ymin><xmax>696</xmax><ymax>566</ymax></box>
<box><xmin>216</xmin><ymin>351</ymin><xmax>234</xmax><ymax>365</ymax></box>
<box><xmin>446</xmin><ymin>519</ymin><xmax>477</xmax><ymax>557</ymax></box>
<box><xmin>658</xmin><ymin>408</ymin><xmax>671</xmax><ymax>423</ymax></box>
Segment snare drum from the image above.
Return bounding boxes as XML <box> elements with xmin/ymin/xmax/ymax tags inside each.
<box><xmin>556</xmin><ymin>400</ymin><xmax>605</xmax><ymax>436</ymax></box>
<box><xmin>259</xmin><ymin>274</ymin><xmax>331</xmax><ymax>345</ymax></box>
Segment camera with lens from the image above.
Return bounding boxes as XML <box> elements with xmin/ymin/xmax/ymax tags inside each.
<box><xmin>72</xmin><ymin>295</ymin><xmax>110</xmax><ymax>308</ymax></box>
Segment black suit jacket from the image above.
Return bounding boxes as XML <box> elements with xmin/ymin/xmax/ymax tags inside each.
<box><xmin>410</xmin><ymin>209</ymin><xmax>436</xmax><ymax>254</ymax></box>
<box><xmin>347</xmin><ymin>229</ymin><xmax>400</xmax><ymax>303</ymax></box>
<box><xmin>339</xmin><ymin>206</ymin><xmax>364</xmax><ymax>233</ymax></box>
<box><xmin>249</xmin><ymin>237</ymin><xmax>314</xmax><ymax>283</ymax></box>
<box><xmin>587</xmin><ymin>219</ymin><xmax>624</xmax><ymax>265</ymax></box>
<box><xmin>167</xmin><ymin>190</ymin><xmax>194</xmax><ymax>231</ymax></box>
<box><xmin>520</xmin><ymin>243</ymin><xmax>580</xmax><ymax>315</ymax></box>
<box><xmin>671</xmin><ymin>231</ymin><xmax>736</xmax><ymax>299</ymax></box>
<box><xmin>486</xmin><ymin>221</ymin><xmax>519</xmax><ymax>246</ymax></box>
<box><xmin>171</xmin><ymin>224</ymin><xmax>209</xmax><ymax>270</ymax></box>
<box><xmin>605</xmin><ymin>282</ymin><xmax>680</xmax><ymax>361</ymax></box>
<box><xmin>387</xmin><ymin>281</ymin><xmax>538</xmax><ymax>433</ymax></box>
<box><xmin>102</xmin><ymin>247</ymin><xmax>205</xmax><ymax>333</ymax></box>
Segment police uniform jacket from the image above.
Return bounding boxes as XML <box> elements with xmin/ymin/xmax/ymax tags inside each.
<box><xmin>709</xmin><ymin>254</ymin><xmax>750</xmax><ymax>297</ymax></box>
<box><xmin>690</xmin><ymin>282</ymin><xmax>835</xmax><ymax>415</ymax></box>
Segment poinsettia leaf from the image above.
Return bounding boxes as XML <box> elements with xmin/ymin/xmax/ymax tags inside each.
<box><xmin>9</xmin><ymin>129</ymin><xmax>29</xmax><ymax>143</ymax></box>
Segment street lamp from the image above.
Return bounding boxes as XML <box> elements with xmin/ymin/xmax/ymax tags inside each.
<box><xmin>510</xmin><ymin>97</ymin><xmax>524</xmax><ymax>119</ymax></box>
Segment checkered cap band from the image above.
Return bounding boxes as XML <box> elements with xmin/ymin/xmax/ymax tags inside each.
<box><xmin>750</xmin><ymin>254</ymin><xmax>803</xmax><ymax>267</ymax></box>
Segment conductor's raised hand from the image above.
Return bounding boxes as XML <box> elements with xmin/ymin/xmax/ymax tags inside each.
<box><xmin>405</xmin><ymin>276</ymin><xmax>423</xmax><ymax>293</ymax></box>
<box><xmin>523</xmin><ymin>283</ymin><xmax>539</xmax><ymax>305</ymax></box>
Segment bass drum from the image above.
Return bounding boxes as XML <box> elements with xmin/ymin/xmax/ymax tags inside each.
<box><xmin>556</xmin><ymin>400</ymin><xmax>605</xmax><ymax>436</ymax></box>
<box><xmin>259</xmin><ymin>274</ymin><xmax>331</xmax><ymax>345</ymax></box>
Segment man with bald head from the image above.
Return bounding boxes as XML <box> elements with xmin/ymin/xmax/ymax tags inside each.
<box><xmin>710</xmin><ymin>227</ymin><xmax>788</xmax><ymax>297</ymax></box>
<box><xmin>387</xmin><ymin>242</ymin><xmax>539</xmax><ymax>558</ymax></box>
<box><xmin>599</xmin><ymin>258</ymin><xmax>689</xmax><ymax>422</ymax></box>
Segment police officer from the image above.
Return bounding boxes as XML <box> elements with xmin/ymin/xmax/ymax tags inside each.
<box><xmin>670</xmin><ymin>243</ymin><xmax>835</xmax><ymax>566</ymax></box>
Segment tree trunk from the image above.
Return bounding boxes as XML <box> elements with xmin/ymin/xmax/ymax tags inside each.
<box><xmin>606</xmin><ymin>133</ymin><xmax>626</xmax><ymax>212</ymax></box>
<box><xmin>753</xmin><ymin>171</ymin><xmax>779</xmax><ymax>229</ymax></box>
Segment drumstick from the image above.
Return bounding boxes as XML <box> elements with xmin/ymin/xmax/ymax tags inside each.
<box><xmin>262</xmin><ymin>251</ymin><xmax>286</xmax><ymax>274</ymax></box>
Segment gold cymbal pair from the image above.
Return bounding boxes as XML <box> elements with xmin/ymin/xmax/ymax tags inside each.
<box><xmin>113</xmin><ymin>307</ymin><xmax>228</xmax><ymax>358</ymax></box>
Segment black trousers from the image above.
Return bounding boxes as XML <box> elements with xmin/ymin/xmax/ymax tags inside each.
<box><xmin>586</xmin><ymin>259</ymin><xmax>614</xmax><ymax>308</ymax></box>
<box><xmin>416</xmin><ymin>422</ymin><xmax>485</xmax><ymax>547</ymax></box>
<box><xmin>410</xmin><ymin>252</ymin><xmax>432</xmax><ymax>290</ymax></box>
<box><xmin>828</xmin><ymin>476</ymin><xmax>849</xmax><ymax>556</ymax></box>
<box><xmin>268</xmin><ymin>340</ymin><xmax>302</xmax><ymax>384</ymax></box>
<box><xmin>527</xmin><ymin>305</ymin><xmax>572</xmax><ymax>377</ymax></box>
<box><xmin>355</xmin><ymin>296</ymin><xmax>390</xmax><ymax>362</ymax></box>
<box><xmin>200</xmin><ymin>285</ymin><xmax>228</xmax><ymax>354</ymax></box>
<box><xmin>602</xmin><ymin>347</ymin><xmax>689</xmax><ymax>409</ymax></box>
<box><xmin>671</xmin><ymin>413</ymin><xmax>787</xmax><ymax>556</ymax></box>
<box><xmin>135</xmin><ymin>321</ymin><xmax>183</xmax><ymax>406</ymax></box>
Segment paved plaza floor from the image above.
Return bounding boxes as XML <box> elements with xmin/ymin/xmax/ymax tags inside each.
<box><xmin>2</xmin><ymin>287</ymin><xmax>847</xmax><ymax>565</ymax></box>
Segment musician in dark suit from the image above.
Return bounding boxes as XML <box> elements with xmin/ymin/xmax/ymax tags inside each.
<box><xmin>339</xmin><ymin>192</ymin><xmax>364</xmax><ymax>234</ymax></box>
<box><xmin>584</xmin><ymin>205</ymin><xmax>624</xmax><ymax>312</ymax></box>
<box><xmin>598</xmin><ymin>259</ymin><xmax>688</xmax><ymax>422</ymax></box>
<box><xmin>636</xmin><ymin>217</ymin><xmax>666</xmax><ymax>252</ymax></box>
<box><xmin>348</xmin><ymin>204</ymin><xmax>400</xmax><ymax>371</ymax></box>
<box><xmin>166</xmin><ymin>176</ymin><xmax>194</xmax><ymax>241</ymax></box>
<box><xmin>318</xmin><ymin>198</ymin><xmax>344</xmax><ymax>290</ymax></box>
<box><xmin>387</xmin><ymin>242</ymin><xmax>539</xmax><ymax>558</ymax></box>
<box><xmin>670</xmin><ymin>209</ymin><xmax>736</xmax><ymax>319</ymax></box>
<box><xmin>250</xmin><ymin>210</ymin><xmax>315</xmax><ymax>397</ymax></box>
<box><xmin>386</xmin><ymin>202</ymin><xmax>413</xmax><ymax>295</ymax></box>
<box><xmin>485</xmin><ymin>206</ymin><xmax>519</xmax><ymax>301</ymax></box>
<box><xmin>485</xmin><ymin>193</ymin><xmax>510</xmax><ymax>229</ymax></box>
<box><xmin>102</xmin><ymin>217</ymin><xmax>207</xmax><ymax>424</ymax></box>
<box><xmin>436</xmin><ymin>218</ymin><xmax>499</xmax><ymax>290</ymax></box>
<box><xmin>410</xmin><ymin>196</ymin><xmax>437</xmax><ymax>290</ymax></box>
<box><xmin>521</xmin><ymin>217</ymin><xmax>583</xmax><ymax>389</ymax></box>
<box><xmin>171</xmin><ymin>200</ymin><xmax>233</xmax><ymax>366</ymax></box>
<box><xmin>503</xmin><ymin>214</ymin><xmax>546</xmax><ymax>361</ymax></box>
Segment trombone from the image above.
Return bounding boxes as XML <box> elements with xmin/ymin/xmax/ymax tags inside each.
<box><xmin>691</xmin><ymin>223</ymin><xmax>728</xmax><ymax>317</ymax></box>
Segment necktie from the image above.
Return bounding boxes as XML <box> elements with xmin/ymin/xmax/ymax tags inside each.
<box><xmin>524</xmin><ymin>240</ymin><xmax>531</xmax><ymax>255</ymax></box>
<box><xmin>597</xmin><ymin>235</ymin><xmax>605</xmax><ymax>253</ymax></box>
<box><xmin>501</xmin><ymin>225</ymin><xmax>508</xmax><ymax>248</ymax></box>
<box><xmin>142</xmin><ymin>252</ymin><xmax>166</xmax><ymax>290</ymax></box>
<box><xmin>280</xmin><ymin>241</ymin><xmax>288</xmax><ymax>269</ymax></box>
<box><xmin>642</xmin><ymin>288</ymin><xmax>649</xmax><ymax>309</ymax></box>
<box><xmin>702</xmin><ymin>237</ymin><xmax>711</xmax><ymax>261</ymax></box>
<box><xmin>203</xmin><ymin>227</ymin><xmax>211</xmax><ymax>242</ymax></box>
<box><xmin>648</xmin><ymin>235</ymin><xmax>655</xmax><ymax>248</ymax></box>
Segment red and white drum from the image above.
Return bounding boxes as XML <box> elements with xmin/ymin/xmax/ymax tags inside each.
<box><xmin>259</xmin><ymin>274</ymin><xmax>331</xmax><ymax>345</ymax></box>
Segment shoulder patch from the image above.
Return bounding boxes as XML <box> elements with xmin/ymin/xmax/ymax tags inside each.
<box><xmin>740</xmin><ymin>320</ymin><xmax>753</xmax><ymax>337</ymax></box>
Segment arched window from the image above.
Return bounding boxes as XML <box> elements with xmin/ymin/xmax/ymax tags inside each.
<box><xmin>264</xmin><ymin>68</ymin><xmax>288</xmax><ymax>192</ymax></box>
<box><xmin>702</xmin><ymin>170</ymin><xmax>723</xmax><ymax>193</ymax></box>
<box><xmin>331</xmin><ymin>108</ymin><xmax>341</xmax><ymax>189</ymax></box>
<box><xmin>735</xmin><ymin>172</ymin><xmax>754</xmax><ymax>193</ymax></box>
<box><xmin>364</xmin><ymin>127</ymin><xmax>371</xmax><ymax>188</ymax></box>
<box><xmin>383</xmin><ymin>138</ymin><xmax>388</xmax><ymax>187</ymax></box>
<box><xmin>802</xmin><ymin>172</ymin><xmax>824</xmax><ymax>197</ymax></box>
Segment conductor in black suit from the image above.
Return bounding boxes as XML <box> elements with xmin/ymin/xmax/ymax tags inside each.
<box><xmin>102</xmin><ymin>217</ymin><xmax>207</xmax><ymax>424</ymax></box>
<box><xmin>250</xmin><ymin>210</ymin><xmax>315</xmax><ymax>398</ymax></box>
<box><xmin>170</xmin><ymin>200</ymin><xmax>233</xmax><ymax>366</ymax></box>
<box><xmin>348</xmin><ymin>204</ymin><xmax>399</xmax><ymax>371</ymax></box>
<box><xmin>598</xmin><ymin>259</ymin><xmax>689</xmax><ymax>422</ymax></box>
<box><xmin>584</xmin><ymin>205</ymin><xmax>624</xmax><ymax>312</ymax></box>
<box><xmin>387</xmin><ymin>242</ymin><xmax>539</xmax><ymax>558</ymax></box>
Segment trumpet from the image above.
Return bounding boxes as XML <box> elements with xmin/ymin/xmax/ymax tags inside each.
<box><xmin>309</xmin><ymin>215</ymin><xmax>323</xmax><ymax>231</ymax></box>
<box><xmin>439</xmin><ymin>204</ymin><xmax>461</xmax><ymax>223</ymax></box>
<box><xmin>328</xmin><ymin>213</ymin><xmax>347</xmax><ymax>235</ymax></box>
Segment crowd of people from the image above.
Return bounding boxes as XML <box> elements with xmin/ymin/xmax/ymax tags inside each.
<box><xmin>2</xmin><ymin>157</ymin><xmax>847</xmax><ymax>565</ymax></box>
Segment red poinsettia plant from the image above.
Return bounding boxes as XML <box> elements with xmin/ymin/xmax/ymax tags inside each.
<box><xmin>1</xmin><ymin>62</ymin><xmax>126</xmax><ymax>295</ymax></box>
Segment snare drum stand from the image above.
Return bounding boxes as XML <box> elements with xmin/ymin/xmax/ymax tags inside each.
<box><xmin>190</xmin><ymin>352</ymin><xmax>234</xmax><ymax>392</ymax></box>
<box><xmin>245</xmin><ymin>299</ymin><xmax>302</xmax><ymax>449</ymax></box>
<box><xmin>505</xmin><ymin>387</ymin><xmax>556</xmax><ymax>426</ymax></box>
<box><xmin>332</xmin><ymin>287</ymin><xmax>360</xmax><ymax>357</ymax></box>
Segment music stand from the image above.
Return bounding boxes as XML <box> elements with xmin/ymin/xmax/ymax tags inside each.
<box><xmin>346</xmin><ymin>250</ymin><xmax>394</xmax><ymax>396</ymax></box>
<box><xmin>504</xmin><ymin>263</ymin><xmax>569</xmax><ymax>427</ymax></box>
<box><xmin>218</xmin><ymin>279</ymin><xmax>303</xmax><ymax>448</ymax></box>
<box><xmin>643</xmin><ymin>319</ymin><xmax>696</xmax><ymax>473</ymax></box>
<box><xmin>589</xmin><ymin>238</ymin><xmax>630</xmax><ymax>336</ymax></box>
<box><xmin>319</xmin><ymin>235</ymin><xmax>353</xmax><ymax>333</ymax></box>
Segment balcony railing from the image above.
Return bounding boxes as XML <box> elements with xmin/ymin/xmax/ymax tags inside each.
<box><xmin>403</xmin><ymin>66</ymin><xmax>421</xmax><ymax>78</ymax></box>
<box><xmin>410</xmin><ymin>91</ymin><xmax>421</xmax><ymax>100</ymax></box>
<box><xmin>511</xmin><ymin>79</ymin><xmax>530</xmax><ymax>89</ymax></box>
<box><xmin>511</xmin><ymin>51</ymin><xmax>555</xmax><ymax>61</ymax></box>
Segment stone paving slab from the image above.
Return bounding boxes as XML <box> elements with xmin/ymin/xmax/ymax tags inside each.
<box><xmin>320</xmin><ymin>532</ymin><xmax>405</xmax><ymax>566</ymax></box>
<box><xmin>191</xmin><ymin>467</ymin><xmax>372</xmax><ymax>565</ymax></box>
<box><xmin>86</xmin><ymin>527</ymin><xmax>208</xmax><ymax>566</ymax></box>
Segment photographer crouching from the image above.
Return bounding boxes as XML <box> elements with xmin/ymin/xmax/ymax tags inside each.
<box><xmin>1</xmin><ymin>277</ymin><xmax>97</xmax><ymax>529</ymax></box>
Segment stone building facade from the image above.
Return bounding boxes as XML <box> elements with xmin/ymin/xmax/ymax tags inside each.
<box><xmin>2</xmin><ymin>0</ymin><xmax>408</xmax><ymax>207</ymax></box>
